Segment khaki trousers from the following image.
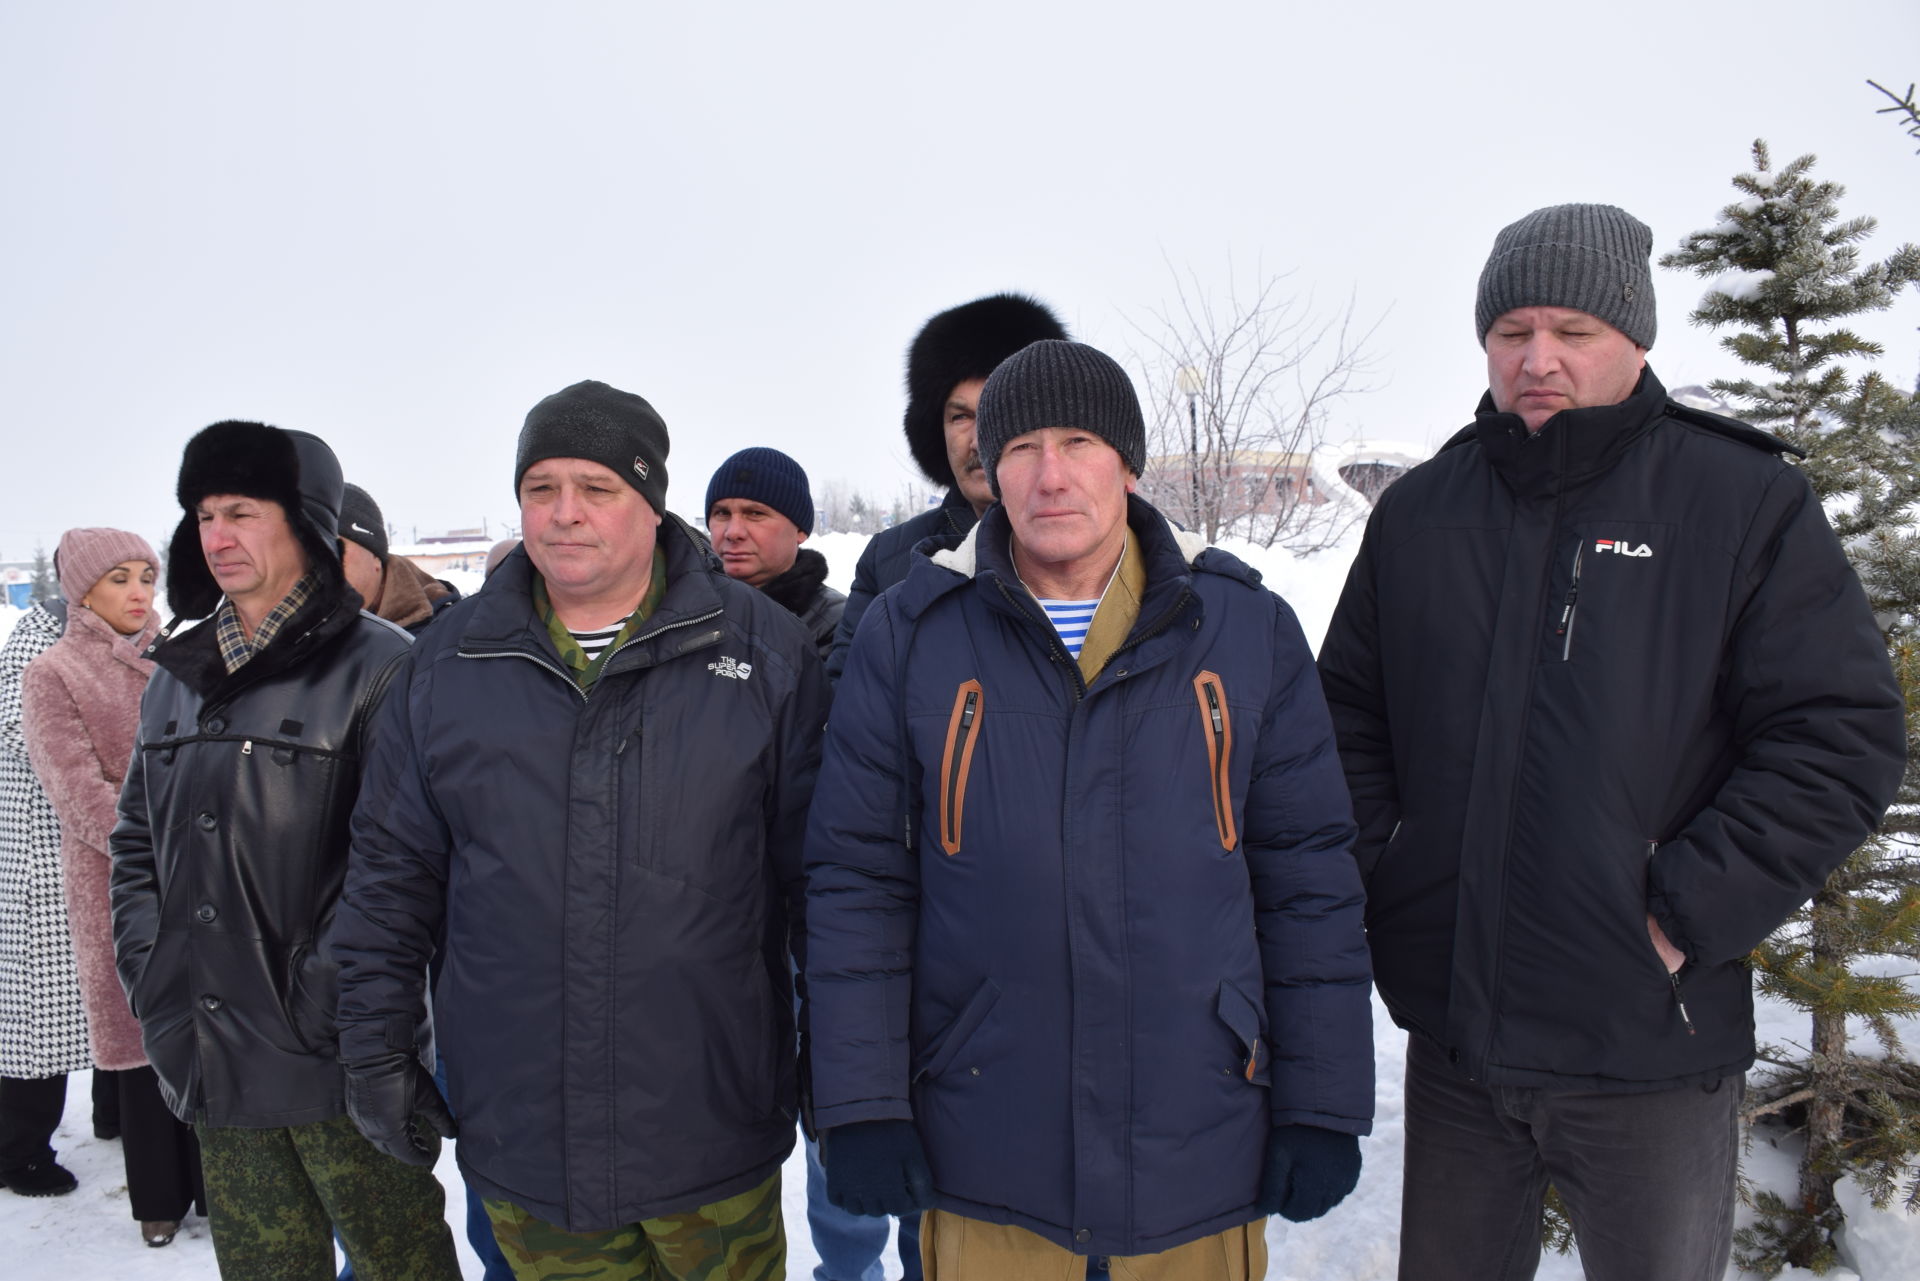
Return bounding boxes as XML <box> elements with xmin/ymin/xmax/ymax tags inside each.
<box><xmin>920</xmin><ymin>1208</ymin><xmax>1267</xmax><ymax>1281</ymax></box>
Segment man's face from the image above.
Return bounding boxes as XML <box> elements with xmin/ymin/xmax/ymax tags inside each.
<box><xmin>943</xmin><ymin>377</ymin><xmax>995</xmax><ymax>513</ymax></box>
<box><xmin>519</xmin><ymin>458</ymin><xmax>661</xmax><ymax>601</ymax></box>
<box><xmin>995</xmin><ymin>427</ymin><xmax>1136</xmax><ymax>580</ymax></box>
<box><xmin>1486</xmin><ymin>306</ymin><xmax>1648</xmax><ymax>433</ymax></box>
<box><xmin>707</xmin><ymin>498</ymin><xmax>806</xmax><ymax>588</ymax></box>
<box><xmin>340</xmin><ymin>538</ymin><xmax>385</xmax><ymax>608</ymax></box>
<box><xmin>197</xmin><ymin>495</ymin><xmax>308</xmax><ymax>611</ymax></box>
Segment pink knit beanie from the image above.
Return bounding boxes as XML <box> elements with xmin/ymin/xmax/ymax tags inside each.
<box><xmin>56</xmin><ymin>527</ymin><xmax>159</xmax><ymax>604</ymax></box>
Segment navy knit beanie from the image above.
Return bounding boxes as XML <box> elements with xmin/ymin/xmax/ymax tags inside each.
<box><xmin>976</xmin><ymin>340</ymin><xmax>1147</xmax><ymax>494</ymax></box>
<box><xmin>705</xmin><ymin>447</ymin><xmax>815</xmax><ymax>535</ymax></box>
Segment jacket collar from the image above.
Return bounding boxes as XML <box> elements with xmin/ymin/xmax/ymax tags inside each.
<box><xmin>905</xmin><ymin>496</ymin><xmax>1248</xmax><ymax>677</ymax></box>
<box><xmin>459</xmin><ymin>515</ymin><xmax>727</xmax><ymax>673</ymax></box>
<box><xmin>1457</xmin><ymin>366</ymin><xmax>1669</xmax><ymax>500</ymax></box>
<box><xmin>149</xmin><ymin>571</ymin><xmax>359</xmax><ymax>702</ymax></box>
<box><xmin>61</xmin><ymin>601</ymin><xmax>158</xmax><ymax>677</ymax></box>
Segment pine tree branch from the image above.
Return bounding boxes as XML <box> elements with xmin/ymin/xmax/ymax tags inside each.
<box><xmin>1868</xmin><ymin>80</ymin><xmax>1920</xmax><ymax>154</ymax></box>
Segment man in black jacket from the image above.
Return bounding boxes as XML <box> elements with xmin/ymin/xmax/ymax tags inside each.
<box><xmin>329</xmin><ymin>381</ymin><xmax>828</xmax><ymax>1279</ymax></box>
<box><xmin>1317</xmin><ymin>203</ymin><xmax>1906</xmax><ymax>1281</ymax></box>
<box><xmin>825</xmin><ymin>293</ymin><xmax>1068</xmax><ymax>683</ymax></box>
<box><xmin>109</xmin><ymin>421</ymin><xmax>458</xmax><ymax>1279</ymax></box>
<box><xmin>707</xmin><ymin>447</ymin><xmax>844</xmax><ymax>663</ymax></box>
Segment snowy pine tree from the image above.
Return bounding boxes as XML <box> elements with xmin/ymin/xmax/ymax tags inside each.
<box><xmin>27</xmin><ymin>544</ymin><xmax>54</xmax><ymax>604</ymax></box>
<box><xmin>1663</xmin><ymin>140</ymin><xmax>1920</xmax><ymax>1273</ymax></box>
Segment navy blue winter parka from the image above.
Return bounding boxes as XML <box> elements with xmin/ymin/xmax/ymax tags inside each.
<box><xmin>329</xmin><ymin>520</ymin><xmax>828</xmax><ymax>1232</ymax></box>
<box><xmin>805</xmin><ymin>496</ymin><xmax>1373</xmax><ymax>1258</ymax></box>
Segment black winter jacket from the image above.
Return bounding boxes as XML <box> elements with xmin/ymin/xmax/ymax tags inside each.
<box><xmin>109</xmin><ymin>584</ymin><xmax>412</xmax><ymax>1126</ymax></box>
<box><xmin>825</xmin><ymin>488</ymin><xmax>977</xmax><ymax>681</ymax></box>
<box><xmin>1317</xmin><ymin>369</ymin><xmax>1905</xmax><ymax>1090</ymax></box>
<box><xmin>329</xmin><ymin>522</ymin><xmax>829</xmax><ymax>1231</ymax></box>
<box><xmin>760</xmin><ymin>547</ymin><xmax>846</xmax><ymax>664</ymax></box>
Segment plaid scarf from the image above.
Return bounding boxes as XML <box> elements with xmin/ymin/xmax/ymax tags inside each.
<box><xmin>215</xmin><ymin>574</ymin><xmax>318</xmax><ymax>674</ymax></box>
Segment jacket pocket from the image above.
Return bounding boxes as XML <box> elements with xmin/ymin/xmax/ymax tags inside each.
<box><xmin>939</xmin><ymin>680</ymin><xmax>984</xmax><ymax>856</ymax></box>
<box><xmin>1193</xmin><ymin>672</ymin><xmax>1237</xmax><ymax>851</ymax></box>
<box><xmin>284</xmin><ymin>941</ymin><xmax>339</xmax><ymax>1056</ymax></box>
<box><xmin>913</xmin><ymin>978</ymin><xmax>1002</xmax><ymax>1084</ymax></box>
<box><xmin>1215</xmin><ymin>979</ymin><xmax>1269</xmax><ymax>1086</ymax></box>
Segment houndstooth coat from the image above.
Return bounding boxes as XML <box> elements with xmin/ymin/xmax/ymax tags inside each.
<box><xmin>0</xmin><ymin>602</ymin><xmax>91</xmax><ymax>1078</ymax></box>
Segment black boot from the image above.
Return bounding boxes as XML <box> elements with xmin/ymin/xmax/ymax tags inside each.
<box><xmin>0</xmin><ymin>1158</ymin><xmax>78</xmax><ymax>1196</ymax></box>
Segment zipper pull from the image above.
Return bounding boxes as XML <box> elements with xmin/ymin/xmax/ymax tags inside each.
<box><xmin>240</xmin><ymin>740</ymin><xmax>253</xmax><ymax>756</ymax></box>
<box><xmin>1668</xmin><ymin>972</ymin><xmax>1695</xmax><ymax>1036</ymax></box>
<box><xmin>1555</xmin><ymin>585</ymin><xmax>1579</xmax><ymax>637</ymax></box>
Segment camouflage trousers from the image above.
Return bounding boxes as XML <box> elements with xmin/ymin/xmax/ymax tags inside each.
<box><xmin>485</xmin><ymin>1170</ymin><xmax>784</xmax><ymax>1280</ymax></box>
<box><xmin>194</xmin><ymin>1113</ymin><xmax>461</xmax><ymax>1281</ymax></box>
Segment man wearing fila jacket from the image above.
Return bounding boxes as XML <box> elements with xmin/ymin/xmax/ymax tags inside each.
<box><xmin>806</xmin><ymin>340</ymin><xmax>1373</xmax><ymax>1280</ymax></box>
<box><xmin>1317</xmin><ymin>203</ymin><xmax>1905</xmax><ymax>1281</ymax></box>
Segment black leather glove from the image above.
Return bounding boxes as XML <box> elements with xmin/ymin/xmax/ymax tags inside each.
<box><xmin>1256</xmin><ymin>1124</ymin><xmax>1361</xmax><ymax>1222</ymax></box>
<box><xmin>343</xmin><ymin>1053</ymin><xmax>457</xmax><ymax>1168</ymax></box>
<box><xmin>821</xmin><ymin>1119</ymin><xmax>935</xmax><ymax>1217</ymax></box>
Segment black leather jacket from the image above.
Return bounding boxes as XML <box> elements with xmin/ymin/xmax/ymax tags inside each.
<box><xmin>110</xmin><ymin>583</ymin><xmax>411</xmax><ymax>1126</ymax></box>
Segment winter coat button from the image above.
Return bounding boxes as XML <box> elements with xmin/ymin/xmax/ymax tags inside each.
<box><xmin>1075</xmin><ymin>1229</ymin><xmax>1092</xmax><ymax>1244</ymax></box>
<box><xmin>206</xmin><ymin>717</ymin><xmax>225</xmax><ymax>734</ymax></box>
<box><xmin>200</xmin><ymin>995</ymin><xmax>222</xmax><ymax>1012</ymax></box>
<box><xmin>197</xmin><ymin>813</ymin><xmax>216</xmax><ymax>831</ymax></box>
<box><xmin>196</xmin><ymin>904</ymin><xmax>217</xmax><ymax>923</ymax></box>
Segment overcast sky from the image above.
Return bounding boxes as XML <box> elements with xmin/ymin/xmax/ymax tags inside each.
<box><xmin>3</xmin><ymin>1</ymin><xmax>1916</xmax><ymax>559</ymax></box>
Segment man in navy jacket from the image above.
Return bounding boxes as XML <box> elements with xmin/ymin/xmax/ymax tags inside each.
<box><xmin>329</xmin><ymin>381</ymin><xmax>828</xmax><ymax>1280</ymax></box>
<box><xmin>807</xmin><ymin>340</ymin><xmax>1374</xmax><ymax>1279</ymax></box>
<box><xmin>1318</xmin><ymin>205</ymin><xmax>1905</xmax><ymax>1280</ymax></box>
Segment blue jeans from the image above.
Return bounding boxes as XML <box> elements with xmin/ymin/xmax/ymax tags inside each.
<box><xmin>806</xmin><ymin>1132</ymin><xmax>922</xmax><ymax>1281</ymax></box>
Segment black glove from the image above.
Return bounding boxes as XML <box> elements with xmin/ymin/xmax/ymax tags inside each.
<box><xmin>1256</xmin><ymin>1124</ymin><xmax>1361</xmax><ymax>1222</ymax></box>
<box><xmin>343</xmin><ymin>1053</ymin><xmax>457</xmax><ymax>1168</ymax></box>
<box><xmin>821</xmin><ymin>1119</ymin><xmax>935</xmax><ymax>1217</ymax></box>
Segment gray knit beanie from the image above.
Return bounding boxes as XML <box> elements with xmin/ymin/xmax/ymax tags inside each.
<box><xmin>514</xmin><ymin>380</ymin><xmax>670</xmax><ymax>515</ymax></box>
<box><xmin>1476</xmin><ymin>204</ymin><xmax>1657</xmax><ymax>349</ymax></box>
<box><xmin>977</xmin><ymin>340</ymin><xmax>1146</xmax><ymax>494</ymax></box>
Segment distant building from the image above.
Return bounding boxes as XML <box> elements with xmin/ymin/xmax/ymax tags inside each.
<box><xmin>1139</xmin><ymin>450</ymin><xmax>1331</xmax><ymax>520</ymax></box>
<box><xmin>393</xmin><ymin>535</ymin><xmax>508</xmax><ymax>578</ymax></box>
<box><xmin>1333</xmin><ymin>441</ymin><xmax>1428</xmax><ymax>506</ymax></box>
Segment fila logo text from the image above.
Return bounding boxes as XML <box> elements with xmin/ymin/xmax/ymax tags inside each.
<box><xmin>1593</xmin><ymin>538</ymin><xmax>1652</xmax><ymax>558</ymax></box>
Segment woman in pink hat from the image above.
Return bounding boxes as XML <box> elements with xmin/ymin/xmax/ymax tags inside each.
<box><xmin>22</xmin><ymin>527</ymin><xmax>202</xmax><ymax>1248</ymax></box>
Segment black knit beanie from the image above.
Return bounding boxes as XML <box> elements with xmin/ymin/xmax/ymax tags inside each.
<box><xmin>514</xmin><ymin>380</ymin><xmax>670</xmax><ymax>514</ymax></box>
<box><xmin>705</xmin><ymin>447</ymin><xmax>815</xmax><ymax>535</ymax></box>
<box><xmin>1476</xmin><ymin>203</ymin><xmax>1657</xmax><ymax>349</ymax></box>
<box><xmin>338</xmin><ymin>483</ymin><xmax>389</xmax><ymax>560</ymax></box>
<box><xmin>976</xmin><ymin>340</ymin><xmax>1147</xmax><ymax>494</ymax></box>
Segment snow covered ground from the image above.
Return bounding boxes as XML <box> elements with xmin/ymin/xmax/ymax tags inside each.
<box><xmin>4</xmin><ymin>529</ymin><xmax>1918</xmax><ymax>1276</ymax></box>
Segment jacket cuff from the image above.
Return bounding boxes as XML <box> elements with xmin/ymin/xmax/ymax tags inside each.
<box><xmin>1272</xmin><ymin>1108</ymin><xmax>1372</xmax><ymax>1137</ymax></box>
<box><xmin>812</xmin><ymin>1097</ymin><xmax>914</xmax><ymax>1130</ymax></box>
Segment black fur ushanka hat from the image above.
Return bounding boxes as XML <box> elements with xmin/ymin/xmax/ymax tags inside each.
<box><xmin>165</xmin><ymin>420</ymin><xmax>348</xmax><ymax>619</ymax></box>
<box><xmin>903</xmin><ymin>293</ymin><xmax>1068</xmax><ymax>489</ymax></box>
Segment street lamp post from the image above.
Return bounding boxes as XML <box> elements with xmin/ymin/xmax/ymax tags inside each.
<box><xmin>1176</xmin><ymin>365</ymin><xmax>1204</xmax><ymax>534</ymax></box>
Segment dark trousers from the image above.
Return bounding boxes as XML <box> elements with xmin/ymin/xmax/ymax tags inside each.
<box><xmin>1398</xmin><ymin>1035</ymin><xmax>1741</xmax><ymax>1281</ymax></box>
<box><xmin>0</xmin><ymin>1073</ymin><xmax>66</xmax><ymax>1169</ymax></box>
<box><xmin>119</xmin><ymin>1065</ymin><xmax>203</xmax><ymax>1221</ymax></box>
<box><xmin>92</xmin><ymin>1066</ymin><xmax>120</xmax><ymax>1132</ymax></box>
